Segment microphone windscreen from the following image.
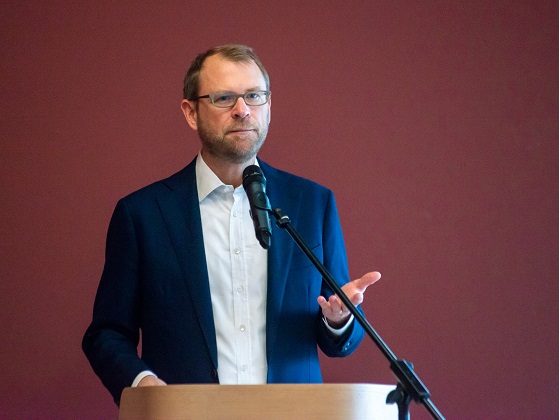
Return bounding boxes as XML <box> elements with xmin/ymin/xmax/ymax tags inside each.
<box><xmin>242</xmin><ymin>165</ymin><xmax>265</xmax><ymax>188</ymax></box>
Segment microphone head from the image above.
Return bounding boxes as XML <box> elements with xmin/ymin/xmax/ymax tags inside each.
<box><xmin>242</xmin><ymin>164</ymin><xmax>266</xmax><ymax>188</ymax></box>
<box><xmin>242</xmin><ymin>164</ymin><xmax>272</xmax><ymax>249</ymax></box>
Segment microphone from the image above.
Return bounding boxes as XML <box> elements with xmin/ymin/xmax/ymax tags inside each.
<box><xmin>242</xmin><ymin>165</ymin><xmax>272</xmax><ymax>249</ymax></box>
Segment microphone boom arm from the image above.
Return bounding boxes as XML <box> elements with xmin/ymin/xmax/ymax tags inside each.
<box><xmin>271</xmin><ymin>208</ymin><xmax>444</xmax><ymax>420</ymax></box>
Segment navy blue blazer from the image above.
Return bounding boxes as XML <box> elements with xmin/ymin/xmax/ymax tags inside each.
<box><xmin>83</xmin><ymin>158</ymin><xmax>365</xmax><ymax>403</ymax></box>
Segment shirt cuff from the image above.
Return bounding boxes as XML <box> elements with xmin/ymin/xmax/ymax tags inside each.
<box><xmin>322</xmin><ymin>314</ymin><xmax>354</xmax><ymax>336</ymax></box>
<box><xmin>132</xmin><ymin>370</ymin><xmax>157</xmax><ymax>387</ymax></box>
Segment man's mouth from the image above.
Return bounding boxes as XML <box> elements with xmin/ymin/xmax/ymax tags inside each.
<box><xmin>228</xmin><ymin>127</ymin><xmax>255</xmax><ymax>134</ymax></box>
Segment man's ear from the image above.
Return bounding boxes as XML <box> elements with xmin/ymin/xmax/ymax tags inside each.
<box><xmin>180</xmin><ymin>99</ymin><xmax>198</xmax><ymax>131</ymax></box>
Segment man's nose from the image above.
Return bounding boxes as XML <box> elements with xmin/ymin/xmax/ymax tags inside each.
<box><xmin>232</xmin><ymin>96</ymin><xmax>251</xmax><ymax>119</ymax></box>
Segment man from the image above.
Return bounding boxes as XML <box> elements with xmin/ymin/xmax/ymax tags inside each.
<box><xmin>82</xmin><ymin>44</ymin><xmax>380</xmax><ymax>404</ymax></box>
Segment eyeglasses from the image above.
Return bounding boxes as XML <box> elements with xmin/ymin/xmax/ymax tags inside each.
<box><xmin>195</xmin><ymin>90</ymin><xmax>271</xmax><ymax>108</ymax></box>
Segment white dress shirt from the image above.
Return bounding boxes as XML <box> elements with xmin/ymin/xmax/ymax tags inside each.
<box><xmin>196</xmin><ymin>153</ymin><xmax>268</xmax><ymax>384</ymax></box>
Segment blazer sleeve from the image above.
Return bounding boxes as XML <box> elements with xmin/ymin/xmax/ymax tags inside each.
<box><xmin>315</xmin><ymin>190</ymin><xmax>366</xmax><ymax>357</ymax></box>
<box><xmin>82</xmin><ymin>199</ymin><xmax>150</xmax><ymax>404</ymax></box>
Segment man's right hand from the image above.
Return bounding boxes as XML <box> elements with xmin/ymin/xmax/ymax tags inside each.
<box><xmin>138</xmin><ymin>375</ymin><xmax>167</xmax><ymax>387</ymax></box>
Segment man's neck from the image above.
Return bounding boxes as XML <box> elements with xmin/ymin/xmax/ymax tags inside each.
<box><xmin>200</xmin><ymin>151</ymin><xmax>256</xmax><ymax>188</ymax></box>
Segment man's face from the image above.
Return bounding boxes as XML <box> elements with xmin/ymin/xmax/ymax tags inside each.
<box><xmin>182</xmin><ymin>54</ymin><xmax>271</xmax><ymax>165</ymax></box>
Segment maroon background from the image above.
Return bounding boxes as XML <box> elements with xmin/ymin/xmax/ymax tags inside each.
<box><xmin>1</xmin><ymin>1</ymin><xmax>558</xmax><ymax>418</ymax></box>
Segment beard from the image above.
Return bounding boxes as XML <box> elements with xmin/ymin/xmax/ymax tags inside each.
<box><xmin>197</xmin><ymin>115</ymin><xmax>270</xmax><ymax>165</ymax></box>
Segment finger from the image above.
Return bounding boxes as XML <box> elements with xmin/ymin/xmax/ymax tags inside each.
<box><xmin>349</xmin><ymin>292</ymin><xmax>364</xmax><ymax>306</ymax></box>
<box><xmin>353</xmin><ymin>271</ymin><xmax>381</xmax><ymax>291</ymax></box>
<box><xmin>317</xmin><ymin>296</ymin><xmax>332</xmax><ymax>313</ymax></box>
<box><xmin>317</xmin><ymin>295</ymin><xmax>344</xmax><ymax>317</ymax></box>
<box><xmin>328</xmin><ymin>295</ymin><xmax>347</xmax><ymax>315</ymax></box>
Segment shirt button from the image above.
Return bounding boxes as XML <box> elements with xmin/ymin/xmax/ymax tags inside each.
<box><xmin>237</xmin><ymin>285</ymin><xmax>244</xmax><ymax>293</ymax></box>
<box><xmin>240</xmin><ymin>325</ymin><xmax>246</xmax><ymax>332</ymax></box>
<box><xmin>233</xmin><ymin>211</ymin><xmax>238</xmax><ymax>217</ymax></box>
<box><xmin>241</xmin><ymin>364</ymin><xmax>248</xmax><ymax>371</ymax></box>
<box><xmin>234</xmin><ymin>248</ymin><xmax>241</xmax><ymax>255</ymax></box>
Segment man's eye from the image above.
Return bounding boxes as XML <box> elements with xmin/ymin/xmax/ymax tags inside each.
<box><xmin>246</xmin><ymin>92</ymin><xmax>261</xmax><ymax>100</ymax></box>
<box><xmin>214</xmin><ymin>94</ymin><xmax>234</xmax><ymax>103</ymax></box>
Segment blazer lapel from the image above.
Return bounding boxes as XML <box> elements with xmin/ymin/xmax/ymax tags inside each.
<box><xmin>261</xmin><ymin>161</ymin><xmax>300</xmax><ymax>360</ymax></box>
<box><xmin>157</xmin><ymin>160</ymin><xmax>218</xmax><ymax>367</ymax></box>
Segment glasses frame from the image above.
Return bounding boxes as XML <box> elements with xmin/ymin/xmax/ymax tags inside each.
<box><xmin>195</xmin><ymin>90</ymin><xmax>271</xmax><ymax>108</ymax></box>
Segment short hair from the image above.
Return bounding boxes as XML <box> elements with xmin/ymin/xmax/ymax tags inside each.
<box><xmin>183</xmin><ymin>44</ymin><xmax>270</xmax><ymax>100</ymax></box>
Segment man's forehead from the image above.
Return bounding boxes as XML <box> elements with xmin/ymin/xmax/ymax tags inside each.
<box><xmin>199</xmin><ymin>55</ymin><xmax>265</xmax><ymax>91</ymax></box>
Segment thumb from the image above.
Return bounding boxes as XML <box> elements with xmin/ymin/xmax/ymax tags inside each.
<box><xmin>354</xmin><ymin>271</ymin><xmax>381</xmax><ymax>291</ymax></box>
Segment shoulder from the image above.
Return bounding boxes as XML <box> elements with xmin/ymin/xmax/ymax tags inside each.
<box><xmin>259</xmin><ymin>159</ymin><xmax>331</xmax><ymax>196</ymax></box>
<box><xmin>117</xmin><ymin>157</ymin><xmax>197</xmax><ymax>209</ymax></box>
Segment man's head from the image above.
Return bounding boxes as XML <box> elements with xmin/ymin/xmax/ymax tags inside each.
<box><xmin>181</xmin><ymin>45</ymin><xmax>272</xmax><ymax>168</ymax></box>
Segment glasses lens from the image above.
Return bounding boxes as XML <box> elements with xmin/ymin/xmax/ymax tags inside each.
<box><xmin>212</xmin><ymin>93</ymin><xmax>237</xmax><ymax>108</ymax></box>
<box><xmin>244</xmin><ymin>91</ymin><xmax>268</xmax><ymax>106</ymax></box>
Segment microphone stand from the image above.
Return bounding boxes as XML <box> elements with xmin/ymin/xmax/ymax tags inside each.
<box><xmin>270</xmin><ymin>208</ymin><xmax>445</xmax><ymax>420</ymax></box>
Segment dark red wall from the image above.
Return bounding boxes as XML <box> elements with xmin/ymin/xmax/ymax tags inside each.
<box><xmin>1</xmin><ymin>1</ymin><xmax>558</xmax><ymax>418</ymax></box>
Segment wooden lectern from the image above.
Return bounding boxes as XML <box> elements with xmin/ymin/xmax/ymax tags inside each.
<box><xmin>119</xmin><ymin>383</ymin><xmax>398</xmax><ymax>419</ymax></box>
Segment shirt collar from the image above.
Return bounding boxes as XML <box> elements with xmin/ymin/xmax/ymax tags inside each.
<box><xmin>195</xmin><ymin>152</ymin><xmax>259</xmax><ymax>203</ymax></box>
